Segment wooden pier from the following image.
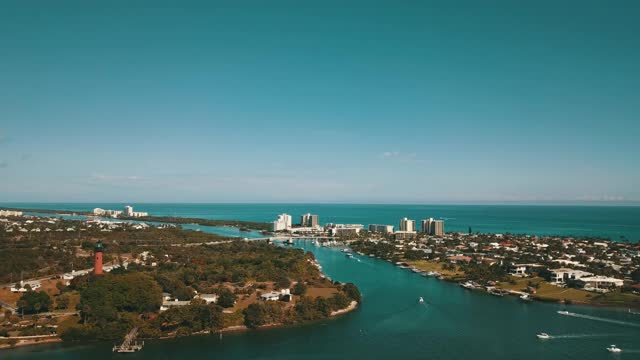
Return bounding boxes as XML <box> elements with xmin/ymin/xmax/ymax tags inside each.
<box><xmin>112</xmin><ymin>327</ymin><xmax>144</xmax><ymax>353</ymax></box>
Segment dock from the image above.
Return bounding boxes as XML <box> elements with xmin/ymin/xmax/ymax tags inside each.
<box><xmin>112</xmin><ymin>327</ymin><xmax>144</xmax><ymax>353</ymax></box>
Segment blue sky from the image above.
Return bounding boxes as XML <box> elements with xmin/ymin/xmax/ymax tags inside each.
<box><xmin>1</xmin><ymin>1</ymin><xmax>639</xmax><ymax>203</ymax></box>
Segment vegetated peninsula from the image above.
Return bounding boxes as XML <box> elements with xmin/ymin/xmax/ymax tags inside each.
<box><xmin>0</xmin><ymin>215</ymin><xmax>360</xmax><ymax>349</ymax></box>
<box><xmin>0</xmin><ymin>207</ymin><xmax>272</xmax><ymax>231</ymax></box>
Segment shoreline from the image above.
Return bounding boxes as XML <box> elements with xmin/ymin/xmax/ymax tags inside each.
<box><xmin>0</xmin><ymin>337</ymin><xmax>63</xmax><ymax>351</ymax></box>
<box><xmin>403</xmin><ymin>260</ymin><xmax>640</xmax><ymax>310</ymax></box>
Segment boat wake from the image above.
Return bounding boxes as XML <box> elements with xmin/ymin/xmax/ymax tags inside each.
<box><xmin>551</xmin><ymin>333</ymin><xmax>623</xmax><ymax>339</ymax></box>
<box><xmin>559</xmin><ymin>311</ymin><xmax>640</xmax><ymax>328</ymax></box>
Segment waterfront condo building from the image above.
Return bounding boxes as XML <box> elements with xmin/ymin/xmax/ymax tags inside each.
<box><xmin>124</xmin><ymin>205</ymin><xmax>134</xmax><ymax>216</ymax></box>
<box><xmin>421</xmin><ymin>218</ymin><xmax>434</xmax><ymax>233</ymax></box>
<box><xmin>368</xmin><ymin>224</ymin><xmax>394</xmax><ymax>233</ymax></box>
<box><xmin>421</xmin><ymin>218</ymin><xmax>445</xmax><ymax>236</ymax></box>
<box><xmin>432</xmin><ymin>220</ymin><xmax>444</xmax><ymax>236</ymax></box>
<box><xmin>399</xmin><ymin>218</ymin><xmax>416</xmax><ymax>233</ymax></box>
<box><xmin>272</xmin><ymin>213</ymin><xmax>292</xmax><ymax>231</ymax></box>
<box><xmin>300</xmin><ymin>213</ymin><xmax>319</xmax><ymax>228</ymax></box>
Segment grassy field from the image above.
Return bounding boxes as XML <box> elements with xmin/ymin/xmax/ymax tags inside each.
<box><xmin>498</xmin><ymin>277</ymin><xmax>595</xmax><ymax>303</ymax></box>
<box><xmin>405</xmin><ymin>260</ymin><xmax>465</xmax><ymax>279</ymax></box>
<box><xmin>306</xmin><ymin>286</ymin><xmax>338</xmax><ymax>298</ymax></box>
<box><xmin>498</xmin><ymin>277</ymin><xmax>640</xmax><ymax>308</ymax></box>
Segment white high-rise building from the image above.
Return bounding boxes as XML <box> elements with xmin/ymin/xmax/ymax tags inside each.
<box><xmin>272</xmin><ymin>214</ymin><xmax>292</xmax><ymax>231</ymax></box>
<box><xmin>399</xmin><ymin>218</ymin><xmax>416</xmax><ymax>233</ymax></box>
<box><xmin>124</xmin><ymin>205</ymin><xmax>134</xmax><ymax>217</ymax></box>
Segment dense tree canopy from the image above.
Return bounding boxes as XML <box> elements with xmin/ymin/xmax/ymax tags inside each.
<box><xmin>17</xmin><ymin>290</ymin><xmax>52</xmax><ymax>314</ymax></box>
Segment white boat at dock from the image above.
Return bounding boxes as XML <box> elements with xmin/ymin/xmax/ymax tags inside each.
<box><xmin>460</xmin><ymin>281</ymin><xmax>477</xmax><ymax>290</ymax></box>
<box><xmin>519</xmin><ymin>294</ymin><xmax>533</xmax><ymax>302</ymax></box>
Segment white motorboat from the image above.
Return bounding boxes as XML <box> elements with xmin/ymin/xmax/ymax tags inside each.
<box><xmin>557</xmin><ymin>310</ymin><xmax>570</xmax><ymax>315</ymax></box>
<box><xmin>418</xmin><ymin>297</ymin><xmax>425</xmax><ymax>304</ymax></box>
<box><xmin>536</xmin><ymin>333</ymin><xmax>551</xmax><ymax>340</ymax></box>
<box><xmin>606</xmin><ymin>345</ymin><xmax>622</xmax><ymax>353</ymax></box>
<box><xmin>520</xmin><ymin>294</ymin><xmax>533</xmax><ymax>302</ymax></box>
<box><xmin>460</xmin><ymin>281</ymin><xmax>476</xmax><ymax>290</ymax></box>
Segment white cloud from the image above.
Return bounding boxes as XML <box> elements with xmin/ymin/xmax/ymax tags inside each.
<box><xmin>380</xmin><ymin>151</ymin><xmax>425</xmax><ymax>163</ymax></box>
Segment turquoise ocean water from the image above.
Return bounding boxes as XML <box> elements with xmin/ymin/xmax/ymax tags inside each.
<box><xmin>2</xmin><ymin>203</ymin><xmax>639</xmax><ymax>241</ymax></box>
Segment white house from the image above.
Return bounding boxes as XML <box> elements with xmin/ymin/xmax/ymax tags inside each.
<box><xmin>160</xmin><ymin>299</ymin><xmax>191</xmax><ymax>311</ymax></box>
<box><xmin>196</xmin><ymin>294</ymin><xmax>218</xmax><ymax>304</ymax></box>
<box><xmin>260</xmin><ymin>291</ymin><xmax>281</xmax><ymax>301</ymax></box>
<box><xmin>509</xmin><ymin>264</ymin><xmax>544</xmax><ymax>277</ymax></box>
<box><xmin>579</xmin><ymin>276</ymin><xmax>624</xmax><ymax>293</ymax></box>
<box><xmin>10</xmin><ymin>280</ymin><xmax>42</xmax><ymax>293</ymax></box>
<box><xmin>260</xmin><ymin>289</ymin><xmax>291</xmax><ymax>301</ymax></box>
<box><xmin>550</xmin><ymin>268</ymin><xmax>593</xmax><ymax>285</ymax></box>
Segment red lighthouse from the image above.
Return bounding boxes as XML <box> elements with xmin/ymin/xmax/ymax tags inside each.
<box><xmin>94</xmin><ymin>241</ymin><xmax>104</xmax><ymax>275</ymax></box>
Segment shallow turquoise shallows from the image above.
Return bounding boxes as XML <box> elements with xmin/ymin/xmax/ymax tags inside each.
<box><xmin>5</xmin><ymin>240</ymin><xmax>640</xmax><ymax>360</ymax></box>
<box><xmin>3</xmin><ymin>203</ymin><xmax>640</xmax><ymax>241</ymax></box>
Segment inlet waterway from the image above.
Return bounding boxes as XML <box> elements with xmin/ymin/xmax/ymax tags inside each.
<box><xmin>5</xmin><ymin>239</ymin><xmax>640</xmax><ymax>360</ymax></box>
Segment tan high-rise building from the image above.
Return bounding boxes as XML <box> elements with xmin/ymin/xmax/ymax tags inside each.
<box><xmin>301</xmin><ymin>213</ymin><xmax>319</xmax><ymax>228</ymax></box>
<box><xmin>421</xmin><ymin>218</ymin><xmax>434</xmax><ymax>233</ymax></box>
<box><xmin>399</xmin><ymin>217</ymin><xmax>416</xmax><ymax>232</ymax></box>
<box><xmin>421</xmin><ymin>218</ymin><xmax>445</xmax><ymax>236</ymax></box>
<box><xmin>431</xmin><ymin>220</ymin><xmax>444</xmax><ymax>236</ymax></box>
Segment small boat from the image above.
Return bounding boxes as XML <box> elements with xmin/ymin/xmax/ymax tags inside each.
<box><xmin>418</xmin><ymin>297</ymin><xmax>424</xmax><ymax>303</ymax></box>
<box><xmin>346</xmin><ymin>253</ymin><xmax>354</xmax><ymax>258</ymax></box>
<box><xmin>460</xmin><ymin>281</ymin><xmax>476</xmax><ymax>290</ymax></box>
<box><xmin>606</xmin><ymin>345</ymin><xmax>622</xmax><ymax>353</ymax></box>
<box><xmin>341</xmin><ymin>248</ymin><xmax>350</xmax><ymax>253</ymax></box>
<box><xmin>520</xmin><ymin>294</ymin><xmax>533</xmax><ymax>302</ymax></box>
<box><xmin>557</xmin><ymin>310</ymin><xmax>570</xmax><ymax>316</ymax></box>
<box><xmin>536</xmin><ymin>333</ymin><xmax>551</xmax><ymax>340</ymax></box>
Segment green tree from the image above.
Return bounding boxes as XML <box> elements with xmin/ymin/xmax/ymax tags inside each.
<box><xmin>342</xmin><ymin>283</ymin><xmax>362</xmax><ymax>302</ymax></box>
<box><xmin>17</xmin><ymin>291</ymin><xmax>52</xmax><ymax>314</ymax></box>
<box><xmin>292</xmin><ymin>282</ymin><xmax>307</xmax><ymax>296</ymax></box>
<box><xmin>216</xmin><ymin>287</ymin><xmax>237</xmax><ymax>308</ymax></box>
<box><xmin>56</xmin><ymin>293</ymin><xmax>71</xmax><ymax>309</ymax></box>
<box><xmin>275</xmin><ymin>275</ymin><xmax>291</xmax><ymax>290</ymax></box>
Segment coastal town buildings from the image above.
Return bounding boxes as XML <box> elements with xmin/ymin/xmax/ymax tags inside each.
<box><xmin>0</xmin><ymin>210</ymin><xmax>22</xmax><ymax>217</ymax></box>
<box><xmin>272</xmin><ymin>213</ymin><xmax>292</xmax><ymax>231</ymax></box>
<box><xmin>325</xmin><ymin>223</ymin><xmax>364</xmax><ymax>236</ymax></box>
<box><xmin>92</xmin><ymin>206</ymin><xmax>148</xmax><ymax>218</ymax></box>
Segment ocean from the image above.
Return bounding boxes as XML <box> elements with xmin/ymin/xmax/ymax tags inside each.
<box><xmin>2</xmin><ymin>203</ymin><xmax>639</xmax><ymax>242</ymax></box>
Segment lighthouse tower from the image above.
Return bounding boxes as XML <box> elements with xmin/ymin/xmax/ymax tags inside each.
<box><xmin>94</xmin><ymin>241</ymin><xmax>104</xmax><ymax>275</ymax></box>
